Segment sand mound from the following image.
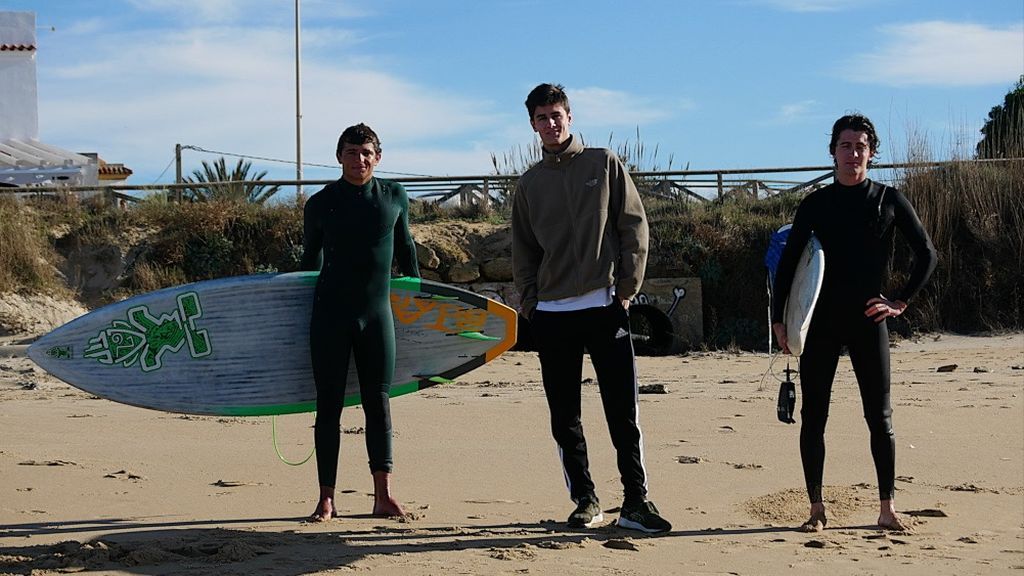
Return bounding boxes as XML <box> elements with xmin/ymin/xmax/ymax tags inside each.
<box><xmin>0</xmin><ymin>292</ymin><xmax>88</xmax><ymax>338</ymax></box>
<box><xmin>743</xmin><ymin>485</ymin><xmax>868</xmax><ymax>525</ymax></box>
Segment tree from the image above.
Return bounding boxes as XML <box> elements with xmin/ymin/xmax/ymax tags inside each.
<box><xmin>977</xmin><ymin>75</ymin><xmax>1024</xmax><ymax>159</ymax></box>
<box><xmin>184</xmin><ymin>157</ymin><xmax>282</xmax><ymax>204</ymax></box>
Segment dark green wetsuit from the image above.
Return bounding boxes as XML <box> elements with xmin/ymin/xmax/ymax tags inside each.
<box><xmin>300</xmin><ymin>177</ymin><xmax>419</xmax><ymax>487</ymax></box>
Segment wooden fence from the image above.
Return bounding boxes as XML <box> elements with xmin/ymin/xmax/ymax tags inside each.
<box><xmin>2</xmin><ymin>158</ymin><xmax>1020</xmax><ymax>207</ymax></box>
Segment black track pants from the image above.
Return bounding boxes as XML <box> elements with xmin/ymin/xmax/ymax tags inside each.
<box><xmin>531</xmin><ymin>303</ymin><xmax>649</xmax><ymax>506</ymax></box>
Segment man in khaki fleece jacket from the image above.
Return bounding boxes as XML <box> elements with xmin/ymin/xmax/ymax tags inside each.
<box><xmin>511</xmin><ymin>83</ymin><xmax>671</xmax><ymax>534</ymax></box>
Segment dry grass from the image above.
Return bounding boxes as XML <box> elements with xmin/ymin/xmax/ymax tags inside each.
<box><xmin>897</xmin><ymin>160</ymin><xmax>1024</xmax><ymax>332</ymax></box>
<box><xmin>0</xmin><ymin>196</ymin><xmax>66</xmax><ymax>295</ymax></box>
<box><xmin>1</xmin><ymin>151</ymin><xmax>1019</xmax><ymax>345</ymax></box>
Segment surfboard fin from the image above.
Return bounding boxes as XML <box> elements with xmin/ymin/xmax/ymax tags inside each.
<box><xmin>414</xmin><ymin>375</ymin><xmax>454</xmax><ymax>384</ymax></box>
<box><xmin>454</xmin><ymin>331</ymin><xmax>500</xmax><ymax>341</ymax></box>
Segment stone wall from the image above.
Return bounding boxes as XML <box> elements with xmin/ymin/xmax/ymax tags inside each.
<box><xmin>409</xmin><ymin>221</ymin><xmax>702</xmax><ymax>354</ymax></box>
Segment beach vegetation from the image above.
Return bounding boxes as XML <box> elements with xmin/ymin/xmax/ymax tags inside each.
<box><xmin>0</xmin><ymin>196</ymin><xmax>67</xmax><ymax>295</ymax></box>
<box><xmin>183</xmin><ymin>157</ymin><xmax>282</xmax><ymax>204</ymax></box>
<box><xmin>976</xmin><ymin>75</ymin><xmax>1024</xmax><ymax>160</ymax></box>
<box><xmin>1</xmin><ymin>130</ymin><xmax>1020</xmax><ymax>348</ymax></box>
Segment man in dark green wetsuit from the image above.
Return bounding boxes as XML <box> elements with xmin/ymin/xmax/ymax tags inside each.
<box><xmin>300</xmin><ymin>123</ymin><xmax>419</xmax><ymax>521</ymax></box>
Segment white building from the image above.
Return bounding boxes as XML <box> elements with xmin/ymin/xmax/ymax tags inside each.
<box><xmin>0</xmin><ymin>11</ymin><xmax>129</xmax><ymax>188</ymax></box>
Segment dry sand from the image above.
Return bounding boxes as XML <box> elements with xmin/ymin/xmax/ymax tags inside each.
<box><xmin>1</xmin><ymin>329</ymin><xmax>1021</xmax><ymax>575</ymax></box>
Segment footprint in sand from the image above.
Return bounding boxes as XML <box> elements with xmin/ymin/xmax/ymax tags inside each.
<box><xmin>104</xmin><ymin>469</ymin><xmax>145</xmax><ymax>480</ymax></box>
<box><xmin>19</xmin><ymin>459</ymin><xmax>77</xmax><ymax>466</ymax></box>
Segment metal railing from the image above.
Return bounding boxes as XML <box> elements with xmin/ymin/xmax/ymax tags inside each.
<box><xmin>3</xmin><ymin>158</ymin><xmax>1020</xmax><ymax>207</ymax></box>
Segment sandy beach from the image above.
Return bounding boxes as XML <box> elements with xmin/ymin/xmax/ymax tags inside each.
<box><xmin>1</xmin><ymin>330</ymin><xmax>1021</xmax><ymax>575</ymax></box>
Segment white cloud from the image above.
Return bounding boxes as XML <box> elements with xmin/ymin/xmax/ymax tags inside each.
<box><xmin>740</xmin><ymin>0</ymin><xmax>853</xmax><ymax>13</ymax></box>
<box><xmin>125</xmin><ymin>0</ymin><xmax>372</xmax><ymax>24</ymax></box>
<box><xmin>126</xmin><ymin>0</ymin><xmax>250</xmax><ymax>23</ymax></box>
<box><xmin>845</xmin><ymin>21</ymin><xmax>1024</xmax><ymax>86</ymax></box>
<box><xmin>568</xmin><ymin>87</ymin><xmax>685</xmax><ymax>128</ymax></box>
<box><xmin>36</xmin><ymin>23</ymin><xmax>501</xmax><ymax>181</ymax></box>
<box><xmin>761</xmin><ymin>99</ymin><xmax>824</xmax><ymax>125</ymax></box>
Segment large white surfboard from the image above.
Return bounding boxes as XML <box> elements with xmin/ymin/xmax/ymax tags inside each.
<box><xmin>28</xmin><ymin>274</ymin><xmax>517</xmax><ymax>416</ymax></box>
<box><xmin>784</xmin><ymin>235</ymin><xmax>825</xmax><ymax>357</ymax></box>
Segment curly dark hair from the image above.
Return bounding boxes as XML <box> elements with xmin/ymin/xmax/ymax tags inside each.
<box><xmin>336</xmin><ymin>123</ymin><xmax>381</xmax><ymax>155</ymax></box>
<box><xmin>829</xmin><ymin>114</ymin><xmax>881</xmax><ymax>160</ymax></box>
<box><xmin>525</xmin><ymin>83</ymin><xmax>570</xmax><ymax>119</ymax></box>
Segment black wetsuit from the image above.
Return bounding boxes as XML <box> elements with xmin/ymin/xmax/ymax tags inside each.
<box><xmin>300</xmin><ymin>177</ymin><xmax>419</xmax><ymax>488</ymax></box>
<box><xmin>771</xmin><ymin>178</ymin><xmax>937</xmax><ymax>503</ymax></box>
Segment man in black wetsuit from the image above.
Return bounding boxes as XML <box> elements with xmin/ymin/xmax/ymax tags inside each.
<box><xmin>772</xmin><ymin>114</ymin><xmax>937</xmax><ymax>533</ymax></box>
<box><xmin>300</xmin><ymin>123</ymin><xmax>419</xmax><ymax>521</ymax></box>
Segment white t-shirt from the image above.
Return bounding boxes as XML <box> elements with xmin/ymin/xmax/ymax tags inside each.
<box><xmin>536</xmin><ymin>286</ymin><xmax>615</xmax><ymax>312</ymax></box>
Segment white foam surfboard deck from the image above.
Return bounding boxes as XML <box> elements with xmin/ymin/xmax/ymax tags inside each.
<box><xmin>784</xmin><ymin>235</ymin><xmax>825</xmax><ymax>357</ymax></box>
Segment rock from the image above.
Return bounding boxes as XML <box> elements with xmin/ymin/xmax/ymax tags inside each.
<box><xmin>639</xmin><ymin>383</ymin><xmax>668</xmax><ymax>394</ymax></box>
<box><xmin>905</xmin><ymin>509</ymin><xmax>948</xmax><ymax>517</ymax></box>
<box><xmin>420</xmin><ymin>269</ymin><xmax>442</xmax><ymax>282</ymax></box>
<box><xmin>468</xmin><ymin>282</ymin><xmax>516</xmax><ymax>309</ymax></box>
<box><xmin>416</xmin><ymin>243</ymin><xmax>440</xmax><ymax>270</ymax></box>
<box><xmin>479</xmin><ymin>227</ymin><xmax>512</xmax><ymax>258</ymax></box>
<box><xmin>936</xmin><ymin>364</ymin><xmax>958</xmax><ymax>372</ymax></box>
<box><xmin>448</xmin><ymin>262</ymin><xmax>481</xmax><ymax>283</ymax></box>
<box><xmin>60</xmin><ymin>243</ymin><xmax>124</xmax><ymax>304</ymax></box>
<box><xmin>603</xmin><ymin>539</ymin><xmax>639</xmax><ymax>551</ymax></box>
<box><xmin>480</xmin><ymin>257</ymin><xmax>514</xmax><ymax>282</ymax></box>
<box><xmin>973</xmin><ymin>366</ymin><xmax>989</xmax><ymax>373</ymax></box>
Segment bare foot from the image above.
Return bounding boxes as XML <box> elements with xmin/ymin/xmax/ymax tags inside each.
<box><xmin>371</xmin><ymin>471</ymin><xmax>406</xmax><ymax>517</ymax></box>
<box><xmin>799</xmin><ymin>511</ymin><xmax>827</xmax><ymax>533</ymax></box>
<box><xmin>307</xmin><ymin>497</ymin><xmax>336</xmax><ymax>523</ymax></box>
<box><xmin>372</xmin><ymin>496</ymin><xmax>406</xmax><ymax>518</ymax></box>
<box><xmin>878</xmin><ymin>513</ymin><xmax>912</xmax><ymax>532</ymax></box>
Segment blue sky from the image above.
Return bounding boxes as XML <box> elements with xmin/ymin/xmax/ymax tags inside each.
<box><xmin>5</xmin><ymin>0</ymin><xmax>1023</xmax><ymax>185</ymax></box>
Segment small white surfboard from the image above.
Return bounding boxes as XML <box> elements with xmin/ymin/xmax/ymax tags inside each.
<box><xmin>784</xmin><ymin>235</ymin><xmax>825</xmax><ymax>356</ymax></box>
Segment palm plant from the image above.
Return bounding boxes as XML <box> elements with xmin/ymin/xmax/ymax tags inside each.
<box><xmin>184</xmin><ymin>157</ymin><xmax>281</xmax><ymax>204</ymax></box>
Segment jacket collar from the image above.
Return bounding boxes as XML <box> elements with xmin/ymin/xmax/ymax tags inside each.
<box><xmin>540</xmin><ymin>134</ymin><xmax>583</xmax><ymax>167</ymax></box>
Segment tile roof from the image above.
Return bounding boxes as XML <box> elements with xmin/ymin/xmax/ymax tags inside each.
<box><xmin>99</xmin><ymin>161</ymin><xmax>133</xmax><ymax>178</ymax></box>
<box><xmin>0</xmin><ymin>44</ymin><xmax>36</xmax><ymax>51</ymax></box>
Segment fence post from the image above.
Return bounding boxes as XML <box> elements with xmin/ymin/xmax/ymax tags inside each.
<box><xmin>717</xmin><ymin>172</ymin><xmax>724</xmax><ymax>200</ymax></box>
<box><xmin>174</xmin><ymin>144</ymin><xmax>183</xmax><ymax>202</ymax></box>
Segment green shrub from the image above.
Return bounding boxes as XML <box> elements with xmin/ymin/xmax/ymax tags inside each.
<box><xmin>136</xmin><ymin>200</ymin><xmax>304</xmax><ymax>283</ymax></box>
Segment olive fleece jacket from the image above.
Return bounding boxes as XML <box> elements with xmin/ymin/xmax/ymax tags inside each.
<box><xmin>512</xmin><ymin>135</ymin><xmax>649</xmax><ymax>319</ymax></box>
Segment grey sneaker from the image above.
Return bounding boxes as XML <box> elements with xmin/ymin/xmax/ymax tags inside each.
<box><xmin>617</xmin><ymin>500</ymin><xmax>672</xmax><ymax>534</ymax></box>
<box><xmin>567</xmin><ymin>496</ymin><xmax>604</xmax><ymax>528</ymax></box>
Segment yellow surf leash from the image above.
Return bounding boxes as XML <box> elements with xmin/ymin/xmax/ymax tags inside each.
<box><xmin>271</xmin><ymin>414</ymin><xmax>316</xmax><ymax>466</ymax></box>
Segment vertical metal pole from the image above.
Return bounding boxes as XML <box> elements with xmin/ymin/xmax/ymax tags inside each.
<box><xmin>295</xmin><ymin>0</ymin><xmax>303</xmax><ymax>199</ymax></box>
<box><xmin>174</xmin><ymin>143</ymin><xmax>183</xmax><ymax>202</ymax></box>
